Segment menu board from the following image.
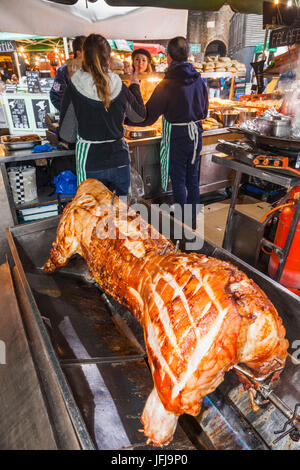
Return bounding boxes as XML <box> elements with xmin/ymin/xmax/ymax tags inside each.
<box><xmin>38</xmin><ymin>77</ymin><xmax>54</xmax><ymax>93</ymax></box>
<box><xmin>26</xmin><ymin>71</ymin><xmax>40</xmax><ymax>93</ymax></box>
<box><xmin>2</xmin><ymin>92</ymin><xmax>56</xmax><ymax>136</ymax></box>
<box><xmin>32</xmin><ymin>98</ymin><xmax>50</xmax><ymax>129</ymax></box>
<box><xmin>7</xmin><ymin>98</ymin><xmax>30</xmax><ymax>129</ymax></box>
<box><xmin>269</xmin><ymin>27</ymin><xmax>300</xmax><ymax>48</ymax></box>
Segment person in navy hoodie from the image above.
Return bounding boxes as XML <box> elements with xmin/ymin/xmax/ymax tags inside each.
<box><xmin>59</xmin><ymin>34</ymin><xmax>146</xmax><ymax>196</ymax></box>
<box><xmin>50</xmin><ymin>36</ymin><xmax>86</xmax><ymax>111</ymax></box>
<box><xmin>127</xmin><ymin>36</ymin><xmax>208</xmax><ymax>229</ymax></box>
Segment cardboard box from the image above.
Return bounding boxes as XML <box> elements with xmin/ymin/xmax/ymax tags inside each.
<box><xmin>200</xmin><ymin>196</ymin><xmax>272</xmax><ymax>247</ymax></box>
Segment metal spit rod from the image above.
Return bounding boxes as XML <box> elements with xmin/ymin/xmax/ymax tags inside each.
<box><xmin>258</xmin><ymin>384</ymin><xmax>294</xmax><ymax>421</ymax></box>
<box><xmin>233</xmin><ymin>363</ymin><xmax>300</xmax><ymax>443</ymax></box>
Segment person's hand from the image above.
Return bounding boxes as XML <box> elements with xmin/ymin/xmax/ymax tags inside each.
<box><xmin>124</xmin><ymin>62</ymin><xmax>133</xmax><ymax>74</ymax></box>
<box><xmin>130</xmin><ymin>71</ymin><xmax>139</xmax><ymax>85</ymax></box>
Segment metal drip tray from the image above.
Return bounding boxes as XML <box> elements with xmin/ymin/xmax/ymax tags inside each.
<box><xmin>6</xmin><ymin>211</ymin><xmax>300</xmax><ymax>450</ymax></box>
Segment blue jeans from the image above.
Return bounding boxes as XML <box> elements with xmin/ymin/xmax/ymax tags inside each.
<box><xmin>86</xmin><ymin>165</ymin><xmax>130</xmax><ymax>196</ymax></box>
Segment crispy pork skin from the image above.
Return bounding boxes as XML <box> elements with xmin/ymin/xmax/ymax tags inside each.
<box><xmin>44</xmin><ymin>179</ymin><xmax>289</xmax><ymax>446</ymax></box>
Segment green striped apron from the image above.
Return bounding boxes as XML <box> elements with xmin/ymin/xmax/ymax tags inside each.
<box><xmin>160</xmin><ymin>117</ymin><xmax>201</xmax><ymax>192</ymax></box>
<box><xmin>75</xmin><ymin>135</ymin><xmax>117</xmax><ymax>186</ymax></box>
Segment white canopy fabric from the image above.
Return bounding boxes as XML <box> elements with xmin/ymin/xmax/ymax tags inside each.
<box><xmin>0</xmin><ymin>0</ymin><xmax>188</xmax><ymax>39</ymax></box>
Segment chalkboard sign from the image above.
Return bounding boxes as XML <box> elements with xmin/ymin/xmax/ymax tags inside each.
<box><xmin>0</xmin><ymin>40</ymin><xmax>16</xmax><ymax>53</ymax></box>
<box><xmin>38</xmin><ymin>77</ymin><xmax>54</xmax><ymax>93</ymax></box>
<box><xmin>5</xmin><ymin>84</ymin><xmax>17</xmax><ymax>93</ymax></box>
<box><xmin>8</xmin><ymin>99</ymin><xmax>30</xmax><ymax>129</ymax></box>
<box><xmin>269</xmin><ymin>27</ymin><xmax>300</xmax><ymax>49</ymax></box>
<box><xmin>32</xmin><ymin>98</ymin><xmax>50</xmax><ymax>129</ymax></box>
<box><xmin>26</xmin><ymin>71</ymin><xmax>40</xmax><ymax>93</ymax></box>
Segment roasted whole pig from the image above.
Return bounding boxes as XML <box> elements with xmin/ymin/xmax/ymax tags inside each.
<box><xmin>44</xmin><ymin>179</ymin><xmax>289</xmax><ymax>447</ymax></box>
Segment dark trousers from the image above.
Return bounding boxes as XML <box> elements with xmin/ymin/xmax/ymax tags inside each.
<box><xmin>86</xmin><ymin>165</ymin><xmax>130</xmax><ymax>196</ymax></box>
<box><xmin>169</xmin><ymin>134</ymin><xmax>201</xmax><ymax>225</ymax></box>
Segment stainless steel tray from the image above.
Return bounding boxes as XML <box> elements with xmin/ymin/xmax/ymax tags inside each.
<box><xmin>124</xmin><ymin>127</ymin><xmax>157</xmax><ymax>140</ymax></box>
<box><xmin>1</xmin><ymin>135</ymin><xmax>42</xmax><ymax>151</ymax></box>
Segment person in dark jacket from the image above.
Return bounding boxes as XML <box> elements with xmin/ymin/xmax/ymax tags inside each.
<box><xmin>59</xmin><ymin>34</ymin><xmax>146</xmax><ymax>196</ymax></box>
<box><xmin>126</xmin><ymin>36</ymin><xmax>208</xmax><ymax>228</ymax></box>
<box><xmin>50</xmin><ymin>36</ymin><xmax>86</xmax><ymax>111</ymax></box>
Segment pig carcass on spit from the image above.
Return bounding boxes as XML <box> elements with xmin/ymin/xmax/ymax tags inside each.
<box><xmin>44</xmin><ymin>179</ymin><xmax>289</xmax><ymax>447</ymax></box>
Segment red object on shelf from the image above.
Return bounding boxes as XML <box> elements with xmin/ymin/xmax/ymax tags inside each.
<box><xmin>268</xmin><ymin>188</ymin><xmax>300</xmax><ymax>294</ymax></box>
<box><xmin>133</xmin><ymin>42</ymin><xmax>166</xmax><ymax>55</ymax></box>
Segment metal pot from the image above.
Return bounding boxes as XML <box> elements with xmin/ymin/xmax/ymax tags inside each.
<box><xmin>272</xmin><ymin>118</ymin><xmax>291</xmax><ymax>138</ymax></box>
<box><xmin>223</xmin><ymin>113</ymin><xmax>239</xmax><ymax>127</ymax></box>
<box><xmin>214</xmin><ymin>112</ymin><xmax>239</xmax><ymax>127</ymax></box>
<box><xmin>257</xmin><ymin>117</ymin><xmax>274</xmax><ymax>135</ymax></box>
<box><xmin>238</xmin><ymin>108</ymin><xmax>258</xmax><ymax>123</ymax></box>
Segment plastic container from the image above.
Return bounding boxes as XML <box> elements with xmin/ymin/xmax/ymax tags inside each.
<box><xmin>8</xmin><ymin>166</ymin><xmax>37</xmax><ymax>205</ymax></box>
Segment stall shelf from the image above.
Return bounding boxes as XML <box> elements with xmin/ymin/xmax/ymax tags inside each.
<box><xmin>0</xmin><ymin>145</ymin><xmax>75</xmax><ymax>225</ymax></box>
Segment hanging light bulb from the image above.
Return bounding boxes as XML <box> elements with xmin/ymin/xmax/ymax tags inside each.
<box><xmin>274</xmin><ymin>0</ymin><xmax>279</xmax><ymax>4</ymax></box>
<box><xmin>287</xmin><ymin>0</ymin><xmax>292</xmax><ymax>6</ymax></box>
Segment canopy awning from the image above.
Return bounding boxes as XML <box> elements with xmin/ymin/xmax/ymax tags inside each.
<box><xmin>133</xmin><ymin>42</ymin><xmax>165</xmax><ymax>55</ymax></box>
<box><xmin>105</xmin><ymin>0</ymin><xmax>288</xmax><ymax>15</ymax></box>
<box><xmin>0</xmin><ymin>0</ymin><xmax>188</xmax><ymax>40</ymax></box>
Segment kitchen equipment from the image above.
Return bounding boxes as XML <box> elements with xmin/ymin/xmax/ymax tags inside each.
<box><xmin>124</xmin><ymin>127</ymin><xmax>157</xmax><ymax>140</ymax></box>
<box><xmin>238</xmin><ymin>108</ymin><xmax>258</xmax><ymax>123</ymax></box>
<box><xmin>256</xmin><ymin>116</ymin><xmax>274</xmax><ymax>135</ymax></box>
<box><xmin>272</xmin><ymin>118</ymin><xmax>291</xmax><ymax>138</ymax></box>
<box><xmin>1</xmin><ymin>135</ymin><xmax>42</xmax><ymax>151</ymax></box>
<box><xmin>6</xmin><ymin>211</ymin><xmax>300</xmax><ymax>450</ymax></box>
<box><xmin>213</xmin><ymin>111</ymin><xmax>239</xmax><ymax>127</ymax></box>
<box><xmin>253</xmin><ymin>155</ymin><xmax>300</xmax><ymax>176</ymax></box>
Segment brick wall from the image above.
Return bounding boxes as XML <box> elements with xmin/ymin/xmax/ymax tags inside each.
<box><xmin>187</xmin><ymin>5</ymin><xmax>233</xmax><ymax>57</ymax></box>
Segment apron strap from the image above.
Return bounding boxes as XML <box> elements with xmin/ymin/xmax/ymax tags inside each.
<box><xmin>75</xmin><ymin>135</ymin><xmax>117</xmax><ymax>186</ymax></box>
<box><xmin>187</xmin><ymin>121</ymin><xmax>199</xmax><ymax>165</ymax></box>
<box><xmin>160</xmin><ymin>117</ymin><xmax>172</xmax><ymax>192</ymax></box>
<box><xmin>76</xmin><ymin>137</ymin><xmax>91</xmax><ymax>186</ymax></box>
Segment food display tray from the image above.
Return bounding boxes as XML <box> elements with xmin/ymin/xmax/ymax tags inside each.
<box><xmin>1</xmin><ymin>135</ymin><xmax>42</xmax><ymax>151</ymax></box>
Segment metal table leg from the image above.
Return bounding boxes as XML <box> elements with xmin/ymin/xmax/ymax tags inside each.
<box><xmin>0</xmin><ymin>163</ymin><xmax>18</xmax><ymax>226</ymax></box>
<box><xmin>222</xmin><ymin>170</ymin><xmax>242</xmax><ymax>252</ymax></box>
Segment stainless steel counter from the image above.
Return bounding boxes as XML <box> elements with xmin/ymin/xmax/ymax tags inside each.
<box><xmin>127</xmin><ymin>127</ymin><xmax>241</xmax><ymax>198</ymax></box>
<box><xmin>0</xmin><ymin>144</ymin><xmax>74</xmax><ymax>164</ymax></box>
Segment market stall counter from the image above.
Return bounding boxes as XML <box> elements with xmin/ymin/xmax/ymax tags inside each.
<box><xmin>128</xmin><ymin>127</ymin><xmax>243</xmax><ymax>200</ymax></box>
<box><xmin>0</xmin><ymin>125</ymin><xmax>243</xmax><ymax>231</ymax></box>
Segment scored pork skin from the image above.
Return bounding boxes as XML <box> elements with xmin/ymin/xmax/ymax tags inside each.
<box><xmin>44</xmin><ymin>179</ymin><xmax>289</xmax><ymax>446</ymax></box>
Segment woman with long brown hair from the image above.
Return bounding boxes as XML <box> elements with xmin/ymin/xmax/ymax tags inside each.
<box><xmin>59</xmin><ymin>34</ymin><xmax>146</xmax><ymax>195</ymax></box>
